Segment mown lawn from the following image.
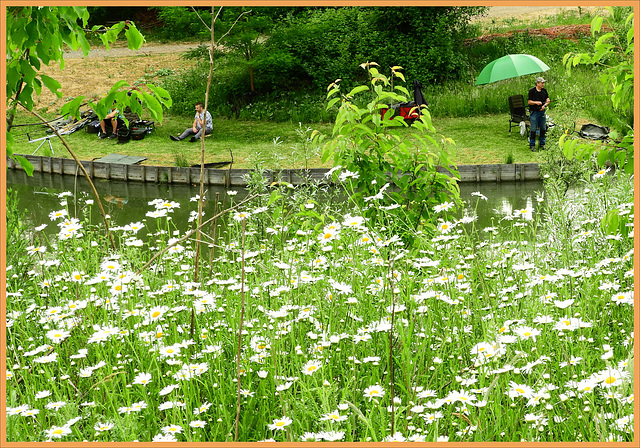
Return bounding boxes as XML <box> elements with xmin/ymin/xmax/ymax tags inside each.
<box><xmin>9</xmin><ymin>112</ymin><xmax>545</xmax><ymax>169</ymax></box>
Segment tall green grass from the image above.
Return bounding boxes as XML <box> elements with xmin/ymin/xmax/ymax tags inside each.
<box><xmin>5</xmin><ymin>166</ymin><xmax>635</xmax><ymax>442</ymax></box>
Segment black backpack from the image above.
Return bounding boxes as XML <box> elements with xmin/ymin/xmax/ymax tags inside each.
<box><xmin>117</xmin><ymin>128</ymin><xmax>131</xmax><ymax>144</ymax></box>
<box><xmin>86</xmin><ymin>120</ymin><xmax>101</xmax><ymax>134</ymax></box>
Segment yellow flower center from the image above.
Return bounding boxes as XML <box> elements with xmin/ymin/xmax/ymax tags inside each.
<box><xmin>152</xmin><ymin>311</ymin><xmax>161</xmax><ymax>318</ymax></box>
<box><xmin>516</xmin><ymin>388</ymin><xmax>525</xmax><ymax>394</ymax></box>
<box><xmin>605</xmin><ymin>377</ymin><xmax>617</xmax><ymax>384</ymax></box>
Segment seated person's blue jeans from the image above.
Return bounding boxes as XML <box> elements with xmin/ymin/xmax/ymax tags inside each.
<box><xmin>178</xmin><ymin>127</ymin><xmax>212</xmax><ymax>140</ymax></box>
<box><xmin>529</xmin><ymin>111</ymin><xmax>546</xmax><ymax>147</ymax></box>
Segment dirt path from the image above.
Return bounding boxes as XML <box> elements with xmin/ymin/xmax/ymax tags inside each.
<box><xmin>62</xmin><ymin>41</ymin><xmax>202</xmax><ymax>59</ymax></box>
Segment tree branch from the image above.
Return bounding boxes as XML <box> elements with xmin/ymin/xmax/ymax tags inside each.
<box><xmin>217</xmin><ymin>10</ymin><xmax>252</xmax><ymax>43</ymax></box>
<box><xmin>191</xmin><ymin>7</ymin><xmax>211</xmax><ymax>32</ymax></box>
<box><xmin>18</xmin><ymin>103</ymin><xmax>116</xmax><ymax>251</ymax></box>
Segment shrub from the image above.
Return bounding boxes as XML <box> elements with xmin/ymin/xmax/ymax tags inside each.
<box><xmin>318</xmin><ymin>63</ymin><xmax>461</xmax><ymax>236</ymax></box>
<box><xmin>153</xmin><ymin>7</ymin><xmax>212</xmax><ymax>41</ymax></box>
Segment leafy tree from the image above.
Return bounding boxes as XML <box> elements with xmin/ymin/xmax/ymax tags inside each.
<box><xmin>216</xmin><ymin>7</ymin><xmax>278</xmax><ymax>93</ymax></box>
<box><xmin>262</xmin><ymin>6</ymin><xmax>487</xmax><ymax>92</ymax></box>
<box><xmin>561</xmin><ymin>7</ymin><xmax>634</xmax><ymax>174</ymax></box>
<box><xmin>5</xmin><ymin>6</ymin><xmax>171</xmax><ymax>174</ymax></box>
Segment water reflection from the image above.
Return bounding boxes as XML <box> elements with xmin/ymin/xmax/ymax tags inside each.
<box><xmin>6</xmin><ymin>170</ymin><xmax>544</xmax><ymax>235</ymax></box>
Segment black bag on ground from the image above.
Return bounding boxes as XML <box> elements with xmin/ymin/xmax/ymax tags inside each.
<box><xmin>117</xmin><ymin>128</ymin><xmax>131</xmax><ymax>144</ymax></box>
<box><xmin>86</xmin><ymin>120</ymin><xmax>101</xmax><ymax>134</ymax></box>
<box><xmin>130</xmin><ymin>120</ymin><xmax>155</xmax><ymax>140</ymax></box>
<box><xmin>579</xmin><ymin>123</ymin><xmax>610</xmax><ymax>140</ymax></box>
<box><xmin>131</xmin><ymin>129</ymin><xmax>146</xmax><ymax>140</ymax></box>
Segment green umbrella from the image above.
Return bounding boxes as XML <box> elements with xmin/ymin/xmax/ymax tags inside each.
<box><xmin>475</xmin><ymin>54</ymin><xmax>550</xmax><ymax>86</ymax></box>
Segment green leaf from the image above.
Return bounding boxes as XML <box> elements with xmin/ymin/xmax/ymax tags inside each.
<box><xmin>125</xmin><ymin>25</ymin><xmax>145</xmax><ymax>50</ymax></box>
<box><xmin>563</xmin><ymin>138</ymin><xmax>578</xmax><ymax>160</ymax></box>
<box><xmin>40</xmin><ymin>74</ymin><xmax>62</xmax><ymax>98</ymax></box>
<box><xmin>91</xmin><ymin>99</ymin><xmax>109</xmax><ymax>121</ymax></box>
<box><xmin>327</xmin><ymin>86</ymin><xmax>341</xmax><ymax>98</ymax></box>
<box><xmin>597</xmin><ymin>148</ymin><xmax>609</xmax><ymax>167</ymax></box>
<box><xmin>267</xmin><ymin>191</ymin><xmax>281</xmax><ymax>207</ymax></box>
<box><xmin>572</xmin><ymin>55</ymin><xmax>582</xmax><ymax>67</ymax></box>
<box><xmin>595</xmin><ymin>32</ymin><xmax>615</xmax><ymax>47</ymax></box>
<box><xmin>347</xmin><ymin>85</ymin><xmax>369</xmax><ymax>97</ymax></box>
<box><xmin>6</xmin><ymin>132</ymin><xmax>14</xmax><ymax>155</ymax></box>
<box><xmin>591</xmin><ymin>16</ymin><xmax>604</xmax><ymax>35</ymax></box>
<box><xmin>16</xmin><ymin>155</ymin><xmax>34</xmax><ymax>176</ymax></box>
<box><xmin>394</xmin><ymin>85</ymin><xmax>410</xmax><ymax>97</ymax></box>
<box><xmin>327</xmin><ymin>97</ymin><xmax>341</xmax><ymax>110</ymax></box>
<box><xmin>624</xmin><ymin>153</ymin><xmax>634</xmax><ymax>174</ymax></box>
<box><xmin>60</xmin><ymin>96</ymin><xmax>85</xmax><ymax>119</ymax></box>
<box><xmin>78</xmin><ymin>31</ymin><xmax>91</xmax><ymax>57</ymax></box>
<box><xmin>108</xmin><ymin>80</ymin><xmax>130</xmax><ymax>95</ymax></box>
<box><xmin>146</xmin><ymin>84</ymin><xmax>172</xmax><ymax>109</ymax></box>
<box><xmin>73</xmin><ymin>6</ymin><xmax>90</xmax><ymax>26</ymax></box>
<box><xmin>321</xmin><ymin>147</ymin><xmax>333</xmax><ymax>164</ymax></box>
<box><xmin>600</xmin><ymin>209</ymin><xmax>619</xmax><ymax>235</ymax></box>
<box><xmin>142</xmin><ymin>92</ymin><xmax>163</xmax><ymax>122</ymax></box>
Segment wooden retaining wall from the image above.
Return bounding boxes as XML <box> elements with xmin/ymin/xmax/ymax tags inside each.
<box><xmin>5</xmin><ymin>155</ymin><xmax>540</xmax><ymax>185</ymax></box>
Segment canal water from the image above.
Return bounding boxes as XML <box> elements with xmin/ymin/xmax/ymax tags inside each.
<box><xmin>6</xmin><ymin>169</ymin><xmax>544</xmax><ymax>236</ymax></box>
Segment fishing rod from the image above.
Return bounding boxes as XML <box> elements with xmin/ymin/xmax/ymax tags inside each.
<box><xmin>8</xmin><ymin>102</ymin><xmax>92</xmax><ymax>128</ymax></box>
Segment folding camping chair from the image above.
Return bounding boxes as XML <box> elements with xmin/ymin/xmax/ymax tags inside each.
<box><xmin>508</xmin><ymin>95</ymin><xmax>530</xmax><ymax>137</ymax></box>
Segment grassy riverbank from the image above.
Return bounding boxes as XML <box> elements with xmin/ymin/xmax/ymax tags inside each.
<box><xmin>8</xmin><ymin>103</ymin><xmax>609</xmax><ymax>170</ymax></box>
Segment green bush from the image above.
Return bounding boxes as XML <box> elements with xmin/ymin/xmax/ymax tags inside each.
<box><xmin>153</xmin><ymin>7</ymin><xmax>212</xmax><ymax>41</ymax></box>
<box><xmin>160</xmin><ymin>61</ymin><xmax>209</xmax><ymax>115</ymax></box>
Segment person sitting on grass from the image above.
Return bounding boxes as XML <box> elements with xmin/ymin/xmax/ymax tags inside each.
<box><xmin>99</xmin><ymin>102</ymin><xmax>125</xmax><ymax>139</ymax></box>
<box><xmin>170</xmin><ymin>102</ymin><xmax>213</xmax><ymax>142</ymax></box>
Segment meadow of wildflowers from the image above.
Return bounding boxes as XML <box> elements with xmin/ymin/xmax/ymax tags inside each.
<box><xmin>5</xmin><ymin>171</ymin><xmax>635</xmax><ymax>442</ymax></box>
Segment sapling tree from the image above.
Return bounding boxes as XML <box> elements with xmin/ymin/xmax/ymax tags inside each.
<box><xmin>319</xmin><ymin>62</ymin><xmax>461</xmax><ymax>236</ymax></box>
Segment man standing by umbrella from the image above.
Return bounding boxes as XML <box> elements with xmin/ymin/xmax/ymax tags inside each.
<box><xmin>527</xmin><ymin>77</ymin><xmax>550</xmax><ymax>151</ymax></box>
